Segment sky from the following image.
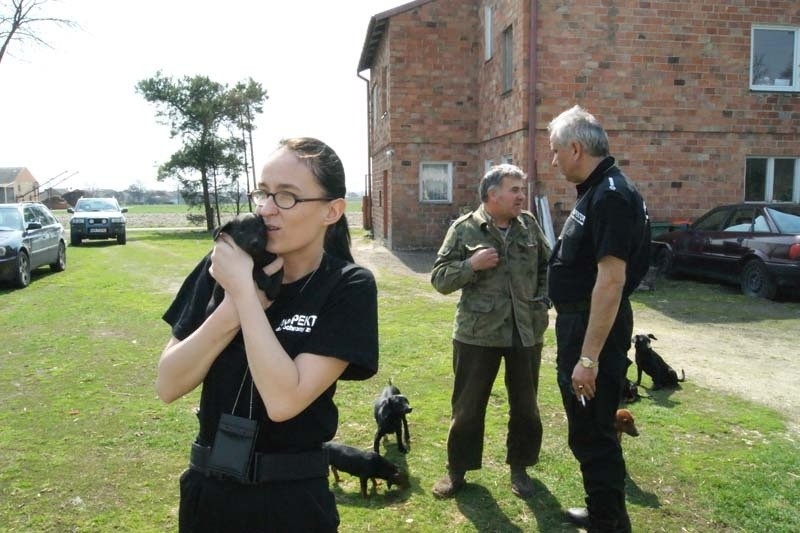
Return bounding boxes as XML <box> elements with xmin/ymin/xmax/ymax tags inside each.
<box><xmin>0</xmin><ymin>0</ymin><xmax>404</xmax><ymax>195</ymax></box>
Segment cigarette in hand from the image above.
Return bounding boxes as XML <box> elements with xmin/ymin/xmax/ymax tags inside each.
<box><xmin>579</xmin><ymin>394</ymin><xmax>586</xmax><ymax>407</ymax></box>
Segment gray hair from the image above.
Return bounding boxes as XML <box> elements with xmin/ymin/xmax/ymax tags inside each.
<box><xmin>479</xmin><ymin>164</ymin><xmax>526</xmax><ymax>202</ymax></box>
<box><xmin>547</xmin><ymin>105</ymin><xmax>609</xmax><ymax>158</ymax></box>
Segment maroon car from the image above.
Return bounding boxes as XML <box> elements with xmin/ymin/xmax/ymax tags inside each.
<box><xmin>653</xmin><ymin>203</ymin><xmax>800</xmax><ymax>299</ymax></box>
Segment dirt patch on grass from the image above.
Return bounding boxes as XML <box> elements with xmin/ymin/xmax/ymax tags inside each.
<box><xmin>351</xmin><ymin>239</ymin><xmax>800</xmax><ymax>434</ymax></box>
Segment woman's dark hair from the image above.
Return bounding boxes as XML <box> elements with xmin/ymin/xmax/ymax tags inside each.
<box><xmin>279</xmin><ymin>137</ymin><xmax>353</xmax><ymax>263</ymax></box>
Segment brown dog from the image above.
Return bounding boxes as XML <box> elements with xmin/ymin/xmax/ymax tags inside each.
<box><xmin>615</xmin><ymin>408</ymin><xmax>639</xmax><ymax>442</ymax></box>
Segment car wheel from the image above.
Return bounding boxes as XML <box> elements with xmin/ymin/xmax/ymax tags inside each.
<box><xmin>117</xmin><ymin>231</ymin><xmax>127</xmax><ymax>245</ymax></box>
<box><xmin>655</xmin><ymin>247</ymin><xmax>674</xmax><ymax>277</ymax></box>
<box><xmin>50</xmin><ymin>241</ymin><xmax>67</xmax><ymax>272</ymax></box>
<box><xmin>71</xmin><ymin>233</ymin><xmax>82</xmax><ymax>246</ymax></box>
<box><xmin>14</xmin><ymin>251</ymin><xmax>31</xmax><ymax>288</ymax></box>
<box><xmin>740</xmin><ymin>259</ymin><xmax>776</xmax><ymax>299</ymax></box>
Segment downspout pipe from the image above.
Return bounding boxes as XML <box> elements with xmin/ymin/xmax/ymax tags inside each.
<box><xmin>357</xmin><ymin>70</ymin><xmax>373</xmax><ymax>232</ymax></box>
<box><xmin>527</xmin><ymin>0</ymin><xmax>538</xmax><ymax>215</ymax></box>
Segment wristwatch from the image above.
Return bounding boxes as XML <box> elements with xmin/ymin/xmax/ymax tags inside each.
<box><xmin>579</xmin><ymin>356</ymin><xmax>598</xmax><ymax>369</ymax></box>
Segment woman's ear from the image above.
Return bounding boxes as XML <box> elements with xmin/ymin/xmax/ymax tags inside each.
<box><xmin>323</xmin><ymin>198</ymin><xmax>346</xmax><ymax>227</ymax></box>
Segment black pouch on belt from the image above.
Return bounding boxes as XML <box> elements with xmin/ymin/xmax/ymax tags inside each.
<box><xmin>207</xmin><ymin>413</ymin><xmax>259</xmax><ymax>482</ymax></box>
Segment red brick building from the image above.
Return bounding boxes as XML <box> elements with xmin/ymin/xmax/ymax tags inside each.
<box><xmin>358</xmin><ymin>0</ymin><xmax>800</xmax><ymax>250</ymax></box>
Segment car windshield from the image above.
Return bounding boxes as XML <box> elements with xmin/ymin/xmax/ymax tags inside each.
<box><xmin>76</xmin><ymin>199</ymin><xmax>119</xmax><ymax>211</ymax></box>
<box><xmin>766</xmin><ymin>206</ymin><xmax>800</xmax><ymax>234</ymax></box>
<box><xmin>0</xmin><ymin>208</ymin><xmax>22</xmax><ymax>230</ymax></box>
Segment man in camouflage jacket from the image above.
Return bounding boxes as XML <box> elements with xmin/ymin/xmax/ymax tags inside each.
<box><xmin>430</xmin><ymin>164</ymin><xmax>551</xmax><ymax>499</ymax></box>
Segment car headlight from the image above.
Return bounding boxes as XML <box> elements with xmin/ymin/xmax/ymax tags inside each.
<box><xmin>0</xmin><ymin>246</ymin><xmax>6</xmax><ymax>256</ymax></box>
<box><xmin>111</xmin><ymin>217</ymin><xmax>125</xmax><ymax>223</ymax></box>
<box><xmin>71</xmin><ymin>218</ymin><xmax>85</xmax><ymax>224</ymax></box>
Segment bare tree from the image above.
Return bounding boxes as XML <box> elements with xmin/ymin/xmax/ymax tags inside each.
<box><xmin>0</xmin><ymin>0</ymin><xmax>76</xmax><ymax>65</ymax></box>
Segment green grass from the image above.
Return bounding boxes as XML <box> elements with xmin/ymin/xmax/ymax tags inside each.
<box><xmin>0</xmin><ymin>231</ymin><xmax>798</xmax><ymax>532</ymax></box>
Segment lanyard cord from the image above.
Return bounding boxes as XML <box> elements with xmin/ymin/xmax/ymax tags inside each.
<box><xmin>231</xmin><ymin>368</ymin><xmax>254</xmax><ymax>419</ymax></box>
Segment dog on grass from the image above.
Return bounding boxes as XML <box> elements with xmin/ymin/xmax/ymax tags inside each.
<box><xmin>632</xmin><ymin>333</ymin><xmax>685</xmax><ymax>390</ymax></box>
<box><xmin>209</xmin><ymin>213</ymin><xmax>283</xmax><ymax>308</ymax></box>
<box><xmin>373</xmin><ymin>380</ymin><xmax>412</xmax><ymax>454</ymax></box>
<box><xmin>621</xmin><ymin>358</ymin><xmax>641</xmax><ymax>404</ymax></box>
<box><xmin>615</xmin><ymin>408</ymin><xmax>640</xmax><ymax>442</ymax></box>
<box><xmin>323</xmin><ymin>441</ymin><xmax>409</xmax><ymax>498</ymax></box>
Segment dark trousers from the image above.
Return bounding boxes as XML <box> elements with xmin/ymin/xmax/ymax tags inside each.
<box><xmin>446</xmin><ymin>338</ymin><xmax>543</xmax><ymax>472</ymax></box>
<box><xmin>555</xmin><ymin>299</ymin><xmax>633</xmax><ymax>533</ymax></box>
<box><xmin>178</xmin><ymin>468</ymin><xmax>338</xmax><ymax>532</ymax></box>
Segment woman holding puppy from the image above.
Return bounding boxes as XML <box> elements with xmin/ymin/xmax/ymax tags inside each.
<box><xmin>156</xmin><ymin>137</ymin><xmax>379</xmax><ymax>532</ymax></box>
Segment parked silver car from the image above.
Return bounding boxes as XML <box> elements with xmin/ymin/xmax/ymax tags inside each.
<box><xmin>0</xmin><ymin>202</ymin><xmax>67</xmax><ymax>288</ymax></box>
<box><xmin>67</xmin><ymin>197</ymin><xmax>128</xmax><ymax>245</ymax></box>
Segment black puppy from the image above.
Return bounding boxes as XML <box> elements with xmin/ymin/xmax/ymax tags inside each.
<box><xmin>621</xmin><ymin>358</ymin><xmax>640</xmax><ymax>404</ymax></box>
<box><xmin>373</xmin><ymin>380</ymin><xmax>412</xmax><ymax>454</ymax></box>
<box><xmin>632</xmin><ymin>333</ymin><xmax>686</xmax><ymax>390</ymax></box>
<box><xmin>210</xmin><ymin>213</ymin><xmax>283</xmax><ymax>307</ymax></box>
<box><xmin>323</xmin><ymin>441</ymin><xmax>409</xmax><ymax>499</ymax></box>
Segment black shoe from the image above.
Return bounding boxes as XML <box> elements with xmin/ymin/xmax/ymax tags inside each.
<box><xmin>432</xmin><ymin>471</ymin><xmax>465</xmax><ymax>498</ymax></box>
<box><xmin>510</xmin><ymin>467</ymin><xmax>535</xmax><ymax>498</ymax></box>
<box><xmin>565</xmin><ymin>507</ymin><xmax>590</xmax><ymax>527</ymax></box>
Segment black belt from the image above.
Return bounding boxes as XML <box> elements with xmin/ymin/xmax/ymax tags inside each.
<box><xmin>553</xmin><ymin>300</ymin><xmax>591</xmax><ymax>314</ymax></box>
<box><xmin>189</xmin><ymin>442</ymin><xmax>329</xmax><ymax>484</ymax></box>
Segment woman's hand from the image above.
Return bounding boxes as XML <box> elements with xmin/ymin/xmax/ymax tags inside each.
<box><xmin>210</xmin><ymin>233</ymin><xmax>284</xmax><ymax>307</ymax></box>
<box><xmin>209</xmin><ymin>233</ymin><xmax>255</xmax><ymax>297</ymax></box>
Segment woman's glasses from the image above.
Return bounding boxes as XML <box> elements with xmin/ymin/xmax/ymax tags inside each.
<box><xmin>248</xmin><ymin>190</ymin><xmax>334</xmax><ymax>209</ymax></box>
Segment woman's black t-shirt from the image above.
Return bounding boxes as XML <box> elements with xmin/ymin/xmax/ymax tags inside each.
<box><xmin>162</xmin><ymin>252</ymin><xmax>379</xmax><ymax>453</ymax></box>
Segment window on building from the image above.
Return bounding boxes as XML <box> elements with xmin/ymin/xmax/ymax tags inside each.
<box><xmin>484</xmin><ymin>159</ymin><xmax>495</xmax><ymax>174</ymax></box>
<box><xmin>745</xmin><ymin>157</ymin><xmax>800</xmax><ymax>202</ymax></box>
<box><xmin>502</xmin><ymin>25</ymin><xmax>513</xmax><ymax>92</ymax></box>
<box><xmin>484</xmin><ymin>6</ymin><xmax>493</xmax><ymax>61</ymax></box>
<box><xmin>502</xmin><ymin>154</ymin><xmax>513</xmax><ymax>164</ymax></box>
<box><xmin>420</xmin><ymin>162</ymin><xmax>453</xmax><ymax>203</ymax></box>
<box><xmin>751</xmin><ymin>26</ymin><xmax>799</xmax><ymax>91</ymax></box>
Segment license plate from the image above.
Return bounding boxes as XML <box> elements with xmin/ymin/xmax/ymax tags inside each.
<box><xmin>90</xmin><ymin>228</ymin><xmax>107</xmax><ymax>233</ymax></box>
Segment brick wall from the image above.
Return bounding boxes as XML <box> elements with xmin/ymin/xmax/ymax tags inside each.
<box><xmin>534</xmin><ymin>0</ymin><xmax>800</xmax><ymax>229</ymax></box>
<box><xmin>366</xmin><ymin>0</ymin><xmax>800</xmax><ymax>248</ymax></box>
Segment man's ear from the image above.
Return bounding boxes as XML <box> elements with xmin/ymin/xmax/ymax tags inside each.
<box><xmin>323</xmin><ymin>198</ymin><xmax>346</xmax><ymax>227</ymax></box>
<box><xmin>570</xmin><ymin>140</ymin><xmax>583</xmax><ymax>160</ymax></box>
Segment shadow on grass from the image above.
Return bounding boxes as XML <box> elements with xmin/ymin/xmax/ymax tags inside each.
<box><xmin>626</xmin><ymin>475</ymin><xmax>660</xmax><ymax>509</ymax></box>
<box><xmin>455</xmin><ymin>483</ymin><xmax>524</xmax><ymax>532</ymax></box>
<box><xmin>524</xmin><ymin>478</ymin><xmax>582</xmax><ymax>532</ymax></box>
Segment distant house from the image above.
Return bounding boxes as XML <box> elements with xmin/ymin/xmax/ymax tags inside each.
<box><xmin>358</xmin><ymin>0</ymin><xmax>800</xmax><ymax>250</ymax></box>
<box><xmin>0</xmin><ymin>167</ymin><xmax>39</xmax><ymax>203</ymax></box>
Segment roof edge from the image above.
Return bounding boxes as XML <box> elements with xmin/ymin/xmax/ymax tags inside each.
<box><xmin>357</xmin><ymin>0</ymin><xmax>436</xmax><ymax>73</ymax></box>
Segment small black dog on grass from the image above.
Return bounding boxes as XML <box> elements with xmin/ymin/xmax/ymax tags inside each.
<box><xmin>632</xmin><ymin>333</ymin><xmax>686</xmax><ymax>390</ymax></box>
<box><xmin>621</xmin><ymin>358</ymin><xmax>641</xmax><ymax>404</ymax></box>
<box><xmin>322</xmin><ymin>441</ymin><xmax>409</xmax><ymax>499</ymax></box>
<box><xmin>373</xmin><ymin>380</ymin><xmax>412</xmax><ymax>454</ymax></box>
<box><xmin>209</xmin><ymin>213</ymin><xmax>283</xmax><ymax>308</ymax></box>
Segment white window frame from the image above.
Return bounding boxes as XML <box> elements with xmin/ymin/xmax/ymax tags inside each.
<box><xmin>419</xmin><ymin>161</ymin><xmax>453</xmax><ymax>203</ymax></box>
<box><xmin>502</xmin><ymin>154</ymin><xmax>513</xmax><ymax>164</ymax></box>
<box><xmin>750</xmin><ymin>25</ymin><xmax>800</xmax><ymax>92</ymax></box>
<box><xmin>745</xmin><ymin>157</ymin><xmax>800</xmax><ymax>202</ymax></box>
<box><xmin>484</xmin><ymin>159</ymin><xmax>495</xmax><ymax>174</ymax></box>
<box><xmin>484</xmin><ymin>6</ymin><xmax>493</xmax><ymax>61</ymax></box>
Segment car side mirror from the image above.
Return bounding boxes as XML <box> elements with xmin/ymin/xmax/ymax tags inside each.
<box><xmin>121</xmin><ymin>207</ymin><xmax>128</xmax><ymax>213</ymax></box>
<box><xmin>67</xmin><ymin>208</ymin><xmax>75</xmax><ymax>213</ymax></box>
<box><xmin>26</xmin><ymin>222</ymin><xmax>43</xmax><ymax>230</ymax></box>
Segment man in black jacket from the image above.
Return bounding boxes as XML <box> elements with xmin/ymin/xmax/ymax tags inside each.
<box><xmin>547</xmin><ymin>106</ymin><xmax>650</xmax><ymax>532</ymax></box>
